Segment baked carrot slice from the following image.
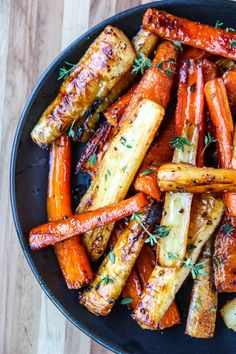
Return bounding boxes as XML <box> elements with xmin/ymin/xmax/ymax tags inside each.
<box><xmin>202</xmin><ymin>59</ymin><xmax>217</xmax><ymax>83</ymax></box>
<box><xmin>204</xmin><ymin>78</ymin><xmax>234</xmax><ymax>195</ymax></box>
<box><xmin>223</xmin><ymin>68</ymin><xmax>236</xmax><ymax>116</ymax></box>
<box><xmin>134</xmin><ymin>118</ymin><xmax>175</xmax><ymax>200</ymax></box>
<box><xmin>104</xmin><ymin>83</ymin><xmax>139</xmax><ymax>126</ymax></box>
<box><xmin>47</xmin><ymin>135</ymin><xmax>93</xmax><ymax>288</ymax></box>
<box><xmin>175</xmin><ymin>59</ymin><xmax>205</xmax><ymax>167</ymax></box>
<box><xmin>143</xmin><ymin>9</ymin><xmax>236</xmax><ymax>60</ymax></box>
<box><xmin>122</xmin><ymin>267</ymin><xmax>142</xmax><ymax>310</ymax></box>
<box><xmin>214</xmin><ymin>216</ymin><xmax>236</xmax><ymax>292</ymax></box>
<box><xmin>29</xmin><ymin>193</ymin><xmax>148</xmax><ymax>250</ymax></box>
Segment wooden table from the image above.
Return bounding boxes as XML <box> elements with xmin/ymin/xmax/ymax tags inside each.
<box><xmin>0</xmin><ymin>0</ymin><xmax>152</xmax><ymax>353</ymax></box>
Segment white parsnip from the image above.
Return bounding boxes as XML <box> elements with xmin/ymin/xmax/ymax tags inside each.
<box><xmin>132</xmin><ymin>194</ymin><xmax>224</xmax><ymax>330</ymax></box>
<box><xmin>77</xmin><ymin>99</ymin><xmax>165</xmax><ymax>260</ymax></box>
<box><xmin>158</xmin><ymin>123</ymin><xmax>199</xmax><ymax>267</ymax></box>
<box><xmin>221</xmin><ymin>298</ymin><xmax>236</xmax><ymax>332</ymax></box>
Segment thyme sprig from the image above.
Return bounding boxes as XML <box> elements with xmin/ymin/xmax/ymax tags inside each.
<box><xmin>132</xmin><ymin>52</ymin><xmax>152</xmax><ymax>75</ymax></box>
<box><xmin>58</xmin><ymin>61</ymin><xmax>76</xmax><ymax>80</ymax></box>
<box><xmin>170</xmin><ymin>136</ymin><xmax>191</xmax><ymax>152</ymax></box>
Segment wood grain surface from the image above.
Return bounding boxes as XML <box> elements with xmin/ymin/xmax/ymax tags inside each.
<box><xmin>0</xmin><ymin>0</ymin><xmax>152</xmax><ymax>353</ymax></box>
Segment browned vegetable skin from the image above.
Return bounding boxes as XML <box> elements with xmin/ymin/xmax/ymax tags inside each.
<box><xmin>213</xmin><ymin>216</ymin><xmax>236</xmax><ymax>292</ymax></box>
<box><xmin>80</xmin><ymin>204</ymin><xmax>159</xmax><ymax>316</ymax></box>
<box><xmin>185</xmin><ymin>240</ymin><xmax>218</xmax><ymax>338</ymax></box>
<box><xmin>72</xmin><ymin>28</ymin><xmax>159</xmax><ymax>143</ymax></box>
<box><xmin>122</xmin><ymin>267</ymin><xmax>142</xmax><ymax>310</ymax></box>
<box><xmin>157</xmin><ymin>163</ymin><xmax>236</xmax><ymax>193</ymax></box>
<box><xmin>221</xmin><ymin>298</ymin><xmax>236</xmax><ymax>331</ymax></box>
<box><xmin>143</xmin><ymin>9</ymin><xmax>236</xmax><ymax>60</ymax></box>
<box><xmin>132</xmin><ymin>194</ymin><xmax>224</xmax><ymax>329</ymax></box>
<box><xmin>31</xmin><ymin>26</ymin><xmax>136</xmax><ymax>147</ymax></box>
<box><xmin>223</xmin><ymin>68</ymin><xmax>236</xmax><ymax>117</ymax></box>
<box><xmin>77</xmin><ymin>99</ymin><xmax>165</xmax><ymax>261</ymax></box>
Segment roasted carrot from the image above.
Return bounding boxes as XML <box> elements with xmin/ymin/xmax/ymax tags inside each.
<box><xmin>202</xmin><ymin>59</ymin><xmax>217</xmax><ymax>83</ymax></box>
<box><xmin>122</xmin><ymin>267</ymin><xmax>142</xmax><ymax>310</ymax></box>
<box><xmin>29</xmin><ymin>193</ymin><xmax>148</xmax><ymax>250</ymax></box>
<box><xmin>47</xmin><ymin>135</ymin><xmax>93</xmax><ymax>288</ymax></box>
<box><xmin>214</xmin><ymin>216</ymin><xmax>236</xmax><ymax>292</ymax></box>
<box><xmin>204</xmin><ymin>78</ymin><xmax>234</xmax><ymax>208</ymax></box>
<box><xmin>135</xmin><ymin>245</ymin><xmax>181</xmax><ymax>329</ymax></box>
<box><xmin>223</xmin><ymin>68</ymin><xmax>236</xmax><ymax>116</ymax></box>
<box><xmin>175</xmin><ymin>59</ymin><xmax>205</xmax><ymax>166</ymax></box>
<box><xmin>104</xmin><ymin>83</ymin><xmax>139</xmax><ymax>126</ymax></box>
<box><xmin>143</xmin><ymin>9</ymin><xmax>236</xmax><ymax>60</ymax></box>
<box><xmin>134</xmin><ymin>118</ymin><xmax>175</xmax><ymax>200</ymax></box>
<box><xmin>77</xmin><ymin>40</ymin><xmax>179</xmax><ymax>178</ymax></box>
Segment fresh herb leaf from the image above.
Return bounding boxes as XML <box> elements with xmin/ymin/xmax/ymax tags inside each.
<box><xmin>120</xmin><ymin>136</ymin><xmax>132</xmax><ymax>149</ymax></box>
<box><xmin>170</xmin><ymin>136</ymin><xmax>191</xmax><ymax>152</ymax></box>
<box><xmin>230</xmin><ymin>39</ymin><xmax>236</xmax><ymax>48</ymax></box>
<box><xmin>154</xmin><ymin>225</ymin><xmax>171</xmax><ymax>238</ymax></box>
<box><xmin>183</xmin><ymin>258</ymin><xmax>192</xmax><ymax>268</ymax></box>
<box><xmin>140</xmin><ymin>169</ymin><xmax>152</xmax><ymax>176</ymax></box>
<box><xmin>173</xmin><ymin>40</ymin><xmax>183</xmax><ymax>52</ymax></box>
<box><xmin>58</xmin><ymin>61</ymin><xmax>76</xmax><ymax>80</ymax></box>
<box><xmin>107</xmin><ymin>169</ymin><xmax>112</xmax><ymax>176</ymax></box>
<box><xmin>191</xmin><ymin>261</ymin><xmax>207</xmax><ymax>279</ymax></box>
<box><xmin>225</xmin><ymin>222</ymin><xmax>235</xmax><ymax>234</ymax></box>
<box><xmin>213</xmin><ymin>257</ymin><xmax>222</xmax><ymax>267</ymax></box>
<box><xmin>109</xmin><ymin>251</ymin><xmax>115</xmax><ymax>264</ymax></box>
<box><xmin>88</xmin><ymin>153</ymin><xmax>97</xmax><ymax>165</ymax></box>
<box><xmin>95</xmin><ymin>274</ymin><xmax>114</xmax><ymax>290</ymax></box>
<box><xmin>201</xmin><ymin>132</ymin><xmax>217</xmax><ymax>156</ymax></box>
<box><xmin>132</xmin><ymin>52</ymin><xmax>152</xmax><ymax>75</ymax></box>
<box><xmin>215</xmin><ymin>20</ymin><xmax>224</xmax><ymax>29</ymax></box>
<box><xmin>167</xmin><ymin>252</ymin><xmax>180</xmax><ymax>261</ymax></box>
<box><xmin>157</xmin><ymin>58</ymin><xmax>177</xmax><ymax>78</ymax></box>
<box><xmin>122</xmin><ymin>165</ymin><xmax>127</xmax><ymax>172</ymax></box>
<box><xmin>187</xmin><ymin>243</ymin><xmax>197</xmax><ymax>252</ymax></box>
<box><xmin>121</xmin><ymin>297</ymin><xmax>133</xmax><ymax>305</ymax></box>
<box><xmin>68</xmin><ymin>119</ymin><xmax>77</xmax><ymax>138</ymax></box>
<box><xmin>210</xmin><ymin>307</ymin><xmax>217</xmax><ymax>312</ymax></box>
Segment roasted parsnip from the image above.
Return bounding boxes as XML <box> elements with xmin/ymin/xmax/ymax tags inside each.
<box><xmin>185</xmin><ymin>240</ymin><xmax>218</xmax><ymax>338</ymax></box>
<box><xmin>71</xmin><ymin>28</ymin><xmax>158</xmax><ymax>142</ymax></box>
<box><xmin>80</xmin><ymin>204</ymin><xmax>159</xmax><ymax>316</ymax></box>
<box><xmin>221</xmin><ymin>298</ymin><xmax>236</xmax><ymax>332</ymax></box>
<box><xmin>158</xmin><ymin>129</ymin><xmax>198</xmax><ymax>267</ymax></box>
<box><xmin>143</xmin><ymin>9</ymin><xmax>236</xmax><ymax>60</ymax></box>
<box><xmin>132</xmin><ymin>194</ymin><xmax>224</xmax><ymax>330</ymax></box>
<box><xmin>77</xmin><ymin>100</ymin><xmax>165</xmax><ymax>261</ymax></box>
<box><xmin>158</xmin><ymin>163</ymin><xmax>236</xmax><ymax>193</ymax></box>
<box><xmin>31</xmin><ymin>26</ymin><xmax>136</xmax><ymax>146</ymax></box>
<box><xmin>29</xmin><ymin>193</ymin><xmax>148</xmax><ymax>250</ymax></box>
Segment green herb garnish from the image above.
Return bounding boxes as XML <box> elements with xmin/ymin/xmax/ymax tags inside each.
<box><xmin>109</xmin><ymin>251</ymin><xmax>115</xmax><ymax>264</ymax></box>
<box><xmin>121</xmin><ymin>136</ymin><xmax>133</xmax><ymax>149</ymax></box>
<box><xmin>68</xmin><ymin>119</ymin><xmax>77</xmax><ymax>138</ymax></box>
<box><xmin>191</xmin><ymin>261</ymin><xmax>207</xmax><ymax>279</ymax></box>
<box><xmin>225</xmin><ymin>222</ymin><xmax>235</xmax><ymax>234</ymax></box>
<box><xmin>121</xmin><ymin>298</ymin><xmax>133</xmax><ymax>305</ymax></box>
<box><xmin>58</xmin><ymin>61</ymin><xmax>76</xmax><ymax>80</ymax></box>
<box><xmin>230</xmin><ymin>39</ymin><xmax>236</xmax><ymax>48</ymax></box>
<box><xmin>88</xmin><ymin>153</ymin><xmax>97</xmax><ymax>165</ymax></box>
<box><xmin>132</xmin><ymin>52</ymin><xmax>152</xmax><ymax>75</ymax></box>
<box><xmin>95</xmin><ymin>275</ymin><xmax>114</xmax><ymax>290</ymax></box>
<box><xmin>170</xmin><ymin>136</ymin><xmax>191</xmax><ymax>152</ymax></box>
<box><xmin>187</xmin><ymin>244</ymin><xmax>197</xmax><ymax>252</ymax></box>
<box><xmin>173</xmin><ymin>40</ymin><xmax>183</xmax><ymax>52</ymax></box>
<box><xmin>215</xmin><ymin>20</ymin><xmax>224</xmax><ymax>29</ymax></box>
<box><xmin>201</xmin><ymin>132</ymin><xmax>217</xmax><ymax>156</ymax></box>
<box><xmin>157</xmin><ymin>58</ymin><xmax>177</xmax><ymax>78</ymax></box>
<box><xmin>140</xmin><ymin>169</ymin><xmax>152</xmax><ymax>176</ymax></box>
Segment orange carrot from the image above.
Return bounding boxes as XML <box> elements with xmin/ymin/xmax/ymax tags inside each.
<box><xmin>223</xmin><ymin>68</ymin><xmax>236</xmax><ymax>116</ymax></box>
<box><xmin>122</xmin><ymin>267</ymin><xmax>142</xmax><ymax>309</ymax></box>
<box><xmin>214</xmin><ymin>216</ymin><xmax>236</xmax><ymax>292</ymax></box>
<box><xmin>175</xmin><ymin>60</ymin><xmax>205</xmax><ymax>166</ymax></box>
<box><xmin>134</xmin><ymin>117</ymin><xmax>175</xmax><ymax>200</ymax></box>
<box><xmin>143</xmin><ymin>9</ymin><xmax>236</xmax><ymax>60</ymax></box>
<box><xmin>104</xmin><ymin>83</ymin><xmax>139</xmax><ymax>126</ymax></box>
<box><xmin>202</xmin><ymin>59</ymin><xmax>217</xmax><ymax>83</ymax></box>
<box><xmin>30</xmin><ymin>193</ymin><xmax>148</xmax><ymax>250</ymax></box>
<box><xmin>204</xmin><ymin>78</ymin><xmax>234</xmax><ymax>169</ymax></box>
<box><xmin>47</xmin><ymin>136</ymin><xmax>93</xmax><ymax>288</ymax></box>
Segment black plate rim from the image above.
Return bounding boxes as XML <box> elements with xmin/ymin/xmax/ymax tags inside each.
<box><xmin>10</xmin><ymin>1</ymin><xmax>236</xmax><ymax>353</ymax></box>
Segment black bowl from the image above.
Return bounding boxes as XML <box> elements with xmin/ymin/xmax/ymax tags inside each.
<box><xmin>11</xmin><ymin>1</ymin><xmax>236</xmax><ymax>353</ymax></box>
